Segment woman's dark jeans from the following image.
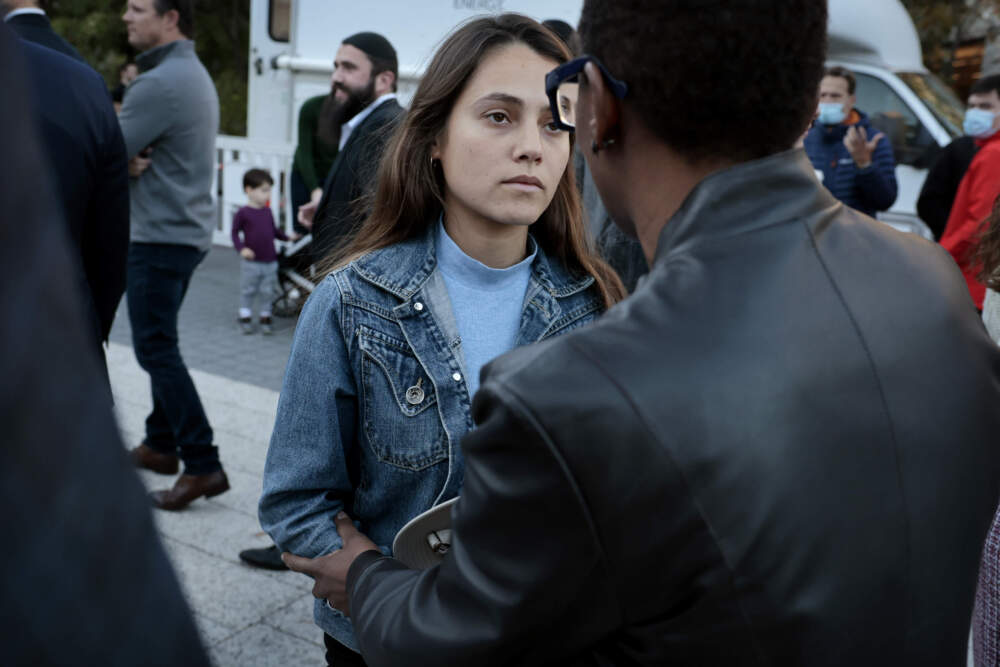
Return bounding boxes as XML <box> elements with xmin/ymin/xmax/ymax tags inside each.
<box><xmin>127</xmin><ymin>242</ymin><xmax>219</xmax><ymax>475</ymax></box>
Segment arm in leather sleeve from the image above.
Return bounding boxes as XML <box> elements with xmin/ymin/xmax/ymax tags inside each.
<box><xmin>347</xmin><ymin>379</ymin><xmax>617</xmax><ymax>666</ymax></box>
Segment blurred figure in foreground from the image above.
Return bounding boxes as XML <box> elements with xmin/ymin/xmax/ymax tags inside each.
<box><xmin>0</xmin><ymin>24</ymin><xmax>207</xmax><ymax>666</ymax></box>
<box><xmin>1</xmin><ymin>0</ymin><xmax>84</xmax><ymax>62</ymax></box>
<box><xmin>306</xmin><ymin>1</ymin><xmax>1000</xmax><ymax>664</ymax></box>
<box><xmin>21</xmin><ymin>39</ymin><xmax>129</xmax><ymax>398</ymax></box>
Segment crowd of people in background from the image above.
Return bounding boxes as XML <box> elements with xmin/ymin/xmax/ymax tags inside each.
<box><xmin>3</xmin><ymin>0</ymin><xmax>1000</xmax><ymax>665</ymax></box>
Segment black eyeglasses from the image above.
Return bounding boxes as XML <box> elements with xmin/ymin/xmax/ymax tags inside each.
<box><xmin>545</xmin><ymin>55</ymin><xmax>628</xmax><ymax>132</ymax></box>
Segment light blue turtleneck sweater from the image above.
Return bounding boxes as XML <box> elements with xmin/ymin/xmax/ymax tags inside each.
<box><xmin>436</xmin><ymin>220</ymin><xmax>537</xmax><ymax>399</ymax></box>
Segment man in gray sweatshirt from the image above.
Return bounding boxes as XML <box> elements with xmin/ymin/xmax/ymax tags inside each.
<box><xmin>119</xmin><ymin>0</ymin><xmax>228</xmax><ymax>510</ymax></box>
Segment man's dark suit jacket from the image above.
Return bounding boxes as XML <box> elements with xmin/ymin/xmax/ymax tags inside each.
<box><xmin>346</xmin><ymin>150</ymin><xmax>1000</xmax><ymax>666</ymax></box>
<box><xmin>21</xmin><ymin>40</ymin><xmax>129</xmax><ymax>371</ymax></box>
<box><xmin>312</xmin><ymin>98</ymin><xmax>403</xmax><ymax>262</ymax></box>
<box><xmin>5</xmin><ymin>10</ymin><xmax>84</xmax><ymax>62</ymax></box>
<box><xmin>0</xmin><ymin>26</ymin><xmax>207</xmax><ymax>666</ymax></box>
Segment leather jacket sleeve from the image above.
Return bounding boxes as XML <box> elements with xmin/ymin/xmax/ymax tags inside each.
<box><xmin>347</xmin><ymin>377</ymin><xmax>617</xmax><ymax>666</ymax></box>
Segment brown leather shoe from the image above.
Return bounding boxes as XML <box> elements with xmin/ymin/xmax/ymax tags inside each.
<box><xmin>128</xmin><ymin>442</ymin><xmax>179</xmax><ymax>475</ymax></box>
<box><xmin>150</xmin><ymin>470</ymin><xmax>230</xmax><ymax>511</ymax></box>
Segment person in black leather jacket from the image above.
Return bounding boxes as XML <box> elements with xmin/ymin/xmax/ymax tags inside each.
<box><xmin>292</xmin><ymin>2</ymin><xmax>1000</xmax><ymax>665</ymax></box>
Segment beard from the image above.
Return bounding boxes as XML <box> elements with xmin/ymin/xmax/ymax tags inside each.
<box><xmin>317</xmin><ymin>76</ymin><xmax>377</xmax><ymax>150</ymax></box>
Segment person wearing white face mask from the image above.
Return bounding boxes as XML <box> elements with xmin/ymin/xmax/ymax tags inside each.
<box><xmin>918</xmin><ymin>75</ymin><xmax>1000</xmax><ymax>240</ymax></box>
<box><xmin>803</xmin><ymin>66</ymin><xmax>898</xmax><ymax>218</ymax></box>
<box><xmin>940</xmin><ymin>77</ymin><xmax>1000</xmax><ymax>312</ymax></box>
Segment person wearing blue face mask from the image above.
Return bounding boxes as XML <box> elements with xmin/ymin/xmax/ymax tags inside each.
<box><xmin>803</xmin><ymin>66</ymin><xmax>898</xmax><ymax>218</ymax></box>
<box><xmin>918</xmin><ymin>75</ymin><xmax>1000</xmax><ymax>240</ymax></box>
<box><xmin>940</xmin><ymin>77</ymin><xmax>1000</xmax><ymax>311</ymax></box>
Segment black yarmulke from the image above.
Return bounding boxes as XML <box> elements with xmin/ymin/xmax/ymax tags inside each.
<box><xmin>342</xmin><ymin>32</ymin><xmax>397</xmax><ymax>70</ymax></box>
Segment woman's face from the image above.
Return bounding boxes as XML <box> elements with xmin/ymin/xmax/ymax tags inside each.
<box><xmin>432</xmin><ymin>43</ymin><xmax>570</xmax><ymax>230</ymax></box>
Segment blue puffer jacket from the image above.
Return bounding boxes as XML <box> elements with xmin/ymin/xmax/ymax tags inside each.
<box><xmin>804</xmin><ymin>109</ymin><xmax>898</xmax><ymax>217</ymax></box>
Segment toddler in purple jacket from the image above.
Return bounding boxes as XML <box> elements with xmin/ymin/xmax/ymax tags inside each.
<box><xmin>232</xmin><ymin>169</ymin><xmax>296</xmax><ymax>334</ymax></box>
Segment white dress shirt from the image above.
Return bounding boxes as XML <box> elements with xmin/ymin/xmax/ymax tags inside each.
<box><xmin>4</xmin><ymin>7</ymin><xmax>46</xmax><ymax>21</ymax></box>
<box><xmin>339</xmin><ymin>93</ymin><xmax>397</xmax><ymax>150</ymax></box>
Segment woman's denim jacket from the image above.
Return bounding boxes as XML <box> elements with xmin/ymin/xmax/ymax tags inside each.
<box><xmin>259</xmin><ymin>225</ymin><xmax>604</xmax><ymax>650</ymax></box>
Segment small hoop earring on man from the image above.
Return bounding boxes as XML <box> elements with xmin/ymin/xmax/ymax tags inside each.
<box><xmin>591</xmin><ymin>138</ymin><xmax>616</xmax><ymax>154</ymax></box>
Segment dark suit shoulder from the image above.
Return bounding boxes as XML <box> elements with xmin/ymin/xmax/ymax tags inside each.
<box><xmin>21</xmin><ymin>39</ymin><xmax>116</xmax><ymax>137</ymax></box>
<box><xmin>362</xmin><ymin>98</ymin><xmax>403</xmax><ymax>129</ymax></box>
<box><xmin>21</xmin><ymin>38</ymin><xmax>101</xmax><ymax>87</ymax></box>
<box><xmin>7</xmin><ymin>13</ymin><xmax>85</xmax><ymax>63</ymax></box>
<box><xmin>347</xmin><ymin>99</ymin><xmax>403</xmax><ymax>147</ymax></box>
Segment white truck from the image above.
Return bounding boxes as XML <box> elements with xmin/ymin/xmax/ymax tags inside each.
<box><xmin>216</xmin><ymin>0</ymin><xmax>966</xmax><ymax>246</ymax></box>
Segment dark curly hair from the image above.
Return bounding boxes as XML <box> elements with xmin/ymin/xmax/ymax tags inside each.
<box><xmin>976</xmin><ymin>196</ymin><xmax>1000</xmax><ymax>290</ymax></box>
<box><xmin>578</xmin><ymin>0</ymin><xmax>827</xmax><ymax>164</ymax></box>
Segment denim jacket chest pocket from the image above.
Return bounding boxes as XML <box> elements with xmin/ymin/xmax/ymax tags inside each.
<box><xmin>357</xmin><ymin>325</ymin><xmax>448</xmax><ymax>471</ymax></box>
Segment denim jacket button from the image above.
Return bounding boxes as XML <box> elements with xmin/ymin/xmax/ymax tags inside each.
<box><xmin>413</xmin><ymin>302</ymin><xmax>424</xmax><ymax>311</ymax></box>
<box><xmin>405</xmin><ymin>385</ymin><xmax>425</xmax><ymax>405</ymax></box>
<box><xmin>452</xmin><ymin>372</ymin><xmax>462</xmax><ymax>382</ymax></box>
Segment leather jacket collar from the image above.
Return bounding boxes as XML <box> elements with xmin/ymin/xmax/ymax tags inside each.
<box><xmin>655</xmin><ymin>148</ymin><xmax>840</xmax><ymax>264</ymax></box>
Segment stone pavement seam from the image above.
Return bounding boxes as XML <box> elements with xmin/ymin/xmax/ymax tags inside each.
<box><xmin>262</xmin><ymin>596</ymin><xmax>325</xmax><ymax>648</ymax></box>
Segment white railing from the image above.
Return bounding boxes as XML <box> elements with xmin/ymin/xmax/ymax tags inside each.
<box><xmin>212</xmin><ymin>135</ymin><xmax>297</xmax><ymax>247</ymax></box>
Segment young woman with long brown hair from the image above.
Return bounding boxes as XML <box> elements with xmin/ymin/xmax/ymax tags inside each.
<box><xmin>260</xmin><ymin>14</ymin><xmax>624</xmax><ymax>665</ymax></box>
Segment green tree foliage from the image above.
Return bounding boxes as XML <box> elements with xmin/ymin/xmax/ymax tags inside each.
<box><xmin>902</xmin><ymin>0</ymin><xmax>998</xmax><ymax>80</ymax></box>
<box><xmin>48</xmin><ymin>0</ymin><xmax>249</xmax><ymax>136</ymax></box>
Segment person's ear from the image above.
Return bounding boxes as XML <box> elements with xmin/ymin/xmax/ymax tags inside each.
<box><xmin>582</xmin><ymin>61</ymin><xmax>621</xmax><ymax>154</ymax></box>
<box><xmin>848</xmin><ymin>93</ymin><xmax>857</xmax><ymax>111</ymax></box>
<box><xmin>163</xmin><ymin>9</ymin><xmax>180</xmax><ymax>31</ymax></box>
<box><xmin>375</xmin><ymin>70</ymin><xmax>395</xmax><ymax>95</ymax></box>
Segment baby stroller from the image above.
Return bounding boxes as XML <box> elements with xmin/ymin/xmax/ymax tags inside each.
<box><xmin>272</xmin><ymin>233</ymin><xmax>317</xmax><ymax>318</ymax></box>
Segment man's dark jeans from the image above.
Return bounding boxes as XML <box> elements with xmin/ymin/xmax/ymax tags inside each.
<box><xmin>127</xmin><ymin>242</ymin><xmax>220</xmax><ymax>475</ymax></box>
